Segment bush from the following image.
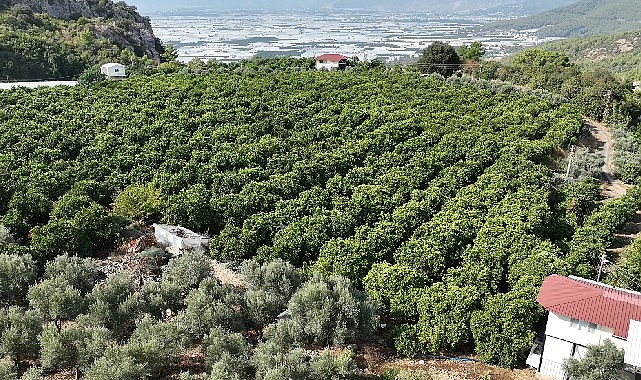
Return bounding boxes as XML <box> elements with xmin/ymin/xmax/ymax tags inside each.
<box><xmin>286</xmin><ymin>274</ymin><xmax>378</xmax><ymax>346</ymax></box>
<box><xmin>87</xmin><ymin>271</ymin><xmax>136</xmax><ymax>336</ymax></box>
<box><xmin>39</xmin><ymin>318</ymin><xmax>112</xmax><ymax>371</ymax></box>
<box><xmin>470</xmin><ymin>278</ymin><xmax>542</xmax><ymax>368</ymax></box>
<box><xmin>30</xmin><ymin>219</ymin><xmax>92</xmax><ymax>263</ymax></box>
<box><xmin>27</xmin><ymin>277</ymin><xmax>87</xmax><ymax>329</ymax></box>
<box><xmin>0</xmin><ymin>253</ymin><xmax>37</xmax><ymax>305</ymax></box>
<box><xmin>0</xmin><ymin>225</ymin><xmax>15</xmax><ymax>247</ymax></box>
<box><xmin>113</xmin><ymin>183</ymin><xmax>163</xmax><ymax>221</ymax></box>
<box><xmin>0</xmin><ymin>306</ymin><xmax>42</xmax><ymax>360</ymax></box>
<box><xmin>203</xmin><ymin>327</ymin><xmax>250</xmax><ymax>376</ymax></box>
<box><xmin>125</xmin><ymin>281</ymin><xmax>183</xmax><ymax>320</ymax></box>
<box><xmin>179</xmin><ymin>278</ymin><xmax>246</xmax><ymax>338</ymax></box>
<box><xmin>241</xmin><ymin>259</ymin><xmax>301</xmax><ymax>330</ymax></box>
<box><xmin>363</xmin><ymin>263</ymin><xmax>425</xmax><ymax>313</ymax></box>
<box><xmin>563</xmin><ymin>339</ymin><xmax>624</xmax><ymax>380</ymax></box>
<box><xmin>162</xmin><ymin>250</ymin><xmax>211</xmax><ymax>290</ymax></box>
<box><xmin>44</xmin><ymin>254</ymin><xmax>102</xmax><ymax>295</ymax></box>
<box><xmin>0</xmin><ymin>357</ymin><xmax>17</xmax><ymax>380</ymax></box>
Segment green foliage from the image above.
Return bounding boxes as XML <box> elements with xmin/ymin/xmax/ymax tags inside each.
<box><xmin>113</xmin><ymin>183</ymin><xmax>164</xmax><ymax>221</ymax></box>
<box><xmin>203</xmin><ymin>327</ymin><xmax>250</xmax><ymax>377</ymax></box>
<box><xmin>470</xmin><ymin>278</ymin><xmax>542</xmax><ymax>368</ymax></box>
<box><xmin>286</xmin><ymin>274</ymin><xmax>378</xmax><ymax>346</ymax></box>
<box><xmin>87</xmin><ymin>271</ymin><xmax>137</xmax><ymax>336</ymax></box>
<box><xmin>563</xmin><ymin>339</ymin><xmax>624</xmax><ymax>380</ymax></box>
<box><xmin>39</xmin><ymin>319</ymin><xmax>112</xmax><ymax>371</ymax></box>
<box><xmin>415</xmin><ymin>283</ymin><xmax>481</xmax><ymax>353</ymax></box>
<box><xmin>241</xmin><ymin>259</ymin><xmax>301</xmax><ymax>329</ymax></box>
<box><xmin>162</xmin><ymin>250</ymin><xmax>212</xmax><ymax>290</ymax></box>
<box><xmin>179</xmin><ymin>278</ymin><xmax>245</xmax><ymax>338</ymax></box>
<box><xmin>416</xmin><ymin>41</ymin><xmax>461</xmax><ymax>76</ymax></box>
<box><xmin>0</xmin><ymin>357</ymin><xmax>17</xmax><ymax>380</ymax></box>
<box><xmin>27</xmin><ymin>277</ymin><xmax>87</xmax><ymax>328</ymax></box>
<box><xmin>363</xmin><ymin>263</ymin><xmax>425</xmax><ymax>313</ymax></box>
<box><xmin>43</xmin><ymin>254</ymin><xmax>101</xmax><ymax>295</ymax></box>
<box><xmin>0</xmin><ymin>253</ymin><xmax>37</xmax><ymax>305</ymax></box>
<box><xmin>0</xmin><ymin>306</ymin><xmax>42</xmax><ymax>359</ymax></box>
<box><xmin>457</xmin><ymin>42</ymin><xmax>485</xmax><ymax>62</ymax></box>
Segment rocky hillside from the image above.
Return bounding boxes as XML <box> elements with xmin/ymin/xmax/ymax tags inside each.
<box><xmin>0</xmin><ymin>0</ymin><xmax>163</xmax><ymax>62</ymax></box>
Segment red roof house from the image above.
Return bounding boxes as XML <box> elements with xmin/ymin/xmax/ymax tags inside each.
<box><xmin>315</xmin><ymin>54</ymin><xmax>349</xmax><ymax>71</ymax></box>
<box><xmin>538</xmin><ymin>274</ymin><xmax>641</xmax><ymax>338</ymax></box>
<box><xmin>531</xmin><ymin>275</ymin><xmax>641</xmax><ymax>380</ymax></box>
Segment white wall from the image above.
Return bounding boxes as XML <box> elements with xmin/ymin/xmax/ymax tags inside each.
<box><xmin>315</xmin><ymin>61</ymin><xmax>340</xmax><ymax>71</ymax></box>
<box><xmin>539</xmin><ymin>313</ymin><xmax>634</xmax><ymax>380</ymax></box>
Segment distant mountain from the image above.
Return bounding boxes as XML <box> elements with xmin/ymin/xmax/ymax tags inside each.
<box><xmin>492</xmin><ymin>0</ymin><xmax>641</xmax><ymax>38</ymax></box>
<box><xmin>128</xmin><ymin>0</ymin><xmax>577</xmax><ymax>15</ymax></box>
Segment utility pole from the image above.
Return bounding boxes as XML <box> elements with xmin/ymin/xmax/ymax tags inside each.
<box><xmin>565</xmin><ymin>145</ymin><xmax>576</xmax><ymax>178</ymax></box>
<box><xmin>597</xmin><ymin>254</ymin><xmax>609</xmax><ymax>282</ymax></box>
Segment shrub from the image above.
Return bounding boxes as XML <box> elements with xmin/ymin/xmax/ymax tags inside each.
<box><xmin>563</xmin><ymin>339</ymin><xmax>624</xmax><ymax>380</ymax></box>
<box><xmin>125</xmin><ymin>281</ymin><xmax>183</xmax><ymax>320</ymax></box>
<box><xmin>113</xmin><ymin>183</ymin><xmax>163</xmax><ymax>221</ymax></box>
<box><xmin>87</xmin><ymin>271</ymin><xmax>136</xmax><ymax>336</ymax></box>
<box><xmin>27</xmin><ymin>277</ymin><xmax>87</xmax><ymax>329</ymax></box>
<box><xmin>203</xmin><ymin>327</ymin><xmax>250</xmax><ymax>376</ymax></box>
<box><xmin>0</xmin><ymin>253</ymin><xmax>37</xmax><ymax>305</ymax></box>
<box><xmin>30</xmin><ymin>219</ymin><xmax>92</xmax><ymax>263</ymax></box>
<box><xmin>179</xmin><ymin>278</ymin><xmax>246</xmax><ymax>338</ymax></box>
<box><xmin>286</xmin><ymin>274</ymin><xmax>378</xmax><ymax>346</ymax></box>
<box><xmin>0</xmin><ymin>357</ymin><xmax>17</xmax><ymax>380</ymax></box>
<box><xmin>43</xmin><ymin>254</ymin><xmax>102</xmax><ymax>295</ymax></box>
<box><xmin>162</xmin><ymin>250</ymin><xmax>211</xmax><ymax>290</ymax></box>
<box><xmin>0</xmin><ymin>306</ymin><xmax>42</xmax><ymax>360</ymax></box>
<box><xmin>39</xmin><ymin>318</ymin><xmax>112</xmax><ymax>371</ymax></box>
<box><xmin>470</xmin><ymin>278</ymin><xmax>542</xmax><ymax>368</ymax></box>
<box><xmin>363</xmin><ymin>263</ymin><xmax>425</xmax><ymax>312</ymax></box>
<box><xmin>241</xmin><ymin>259</ymin><xmax>301</xmax><ymax>330</ymax></box>
<box><xmin>0</xmin><ymin>225</ymin><xmax>15</xmax><ymax>247</ymax></box>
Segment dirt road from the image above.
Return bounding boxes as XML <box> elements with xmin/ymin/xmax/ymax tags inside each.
<box><xmin>583</xmin><ymin>117</ymin><xmax>630</xmax><ymax>199</ymax></box>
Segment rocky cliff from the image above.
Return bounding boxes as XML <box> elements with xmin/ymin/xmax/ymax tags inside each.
<box><xmin>0</xmin><ymin>0</ymin><xmax>163</xmax><ymax>60</ymax></box>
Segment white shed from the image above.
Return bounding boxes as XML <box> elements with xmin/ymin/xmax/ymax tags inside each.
<box><xmin>100</xmin><ymin>63</ymin><xmax>127</xmax><ymax>79</ymax></box>
<box><xmin>153</xmin><ymin>224</ymin><xmax>210</xmax><ymax>254</ymax></box>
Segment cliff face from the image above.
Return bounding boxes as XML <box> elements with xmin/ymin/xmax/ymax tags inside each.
<box><xmin>1</xmin><ymin>0</ymin><xmax>163</xmax><ymax>60</ymax></box>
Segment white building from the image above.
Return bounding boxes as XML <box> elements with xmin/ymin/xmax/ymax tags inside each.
<box><xmin>153</xmin><ymin>224</ymin><xmax>210</xmax><ymax>254</ymax></box>
<box><xmin>100</xmin><ymin>63</ymin><xmax>127</xmax><ymax>79</ymax></box>
<box><xmin>531</xmin><ymin>275</ymin><xmax>641</xmax><ymax>380</ymax></box>
<box><xmin>315</xmin><ymin>54</ymin><xmax>349</xmax><ymax>71</ymax></box>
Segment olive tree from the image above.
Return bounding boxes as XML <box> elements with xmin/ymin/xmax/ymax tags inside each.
<box><xmin>563</xmin><ymin>339</ymin><xmax>624</xmax><ymax>380</ymax></box>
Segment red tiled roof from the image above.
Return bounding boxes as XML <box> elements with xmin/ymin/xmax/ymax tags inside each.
<box><xmin>538</xmin><ymin>275</ymin><xmax>641</xmax><ymax>338</ymax></box>
<box><xmin>316</xmin><ymin>54</ymin><xmax>349</xmax><ymax>62</ymax></box>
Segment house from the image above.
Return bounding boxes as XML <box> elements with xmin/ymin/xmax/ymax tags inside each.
<box><xmin>315</xmin><ymin>54</ymin><xmax>349</xmax><ymax>71</ymax></box>
<box><xmin>100</xmin><ymin>63</ymin><xmax>127</xmax><ymax>79</ymax></box>
<box><xmin>530</xmin><ymin>275</ymin><xmax>641</xmax><ymax>380</ymax></box>
<box><xmin>153</xmin><ymin>224</ymin><xmax>210</xmax><ymax>254</ymax></box>
<box><xmin>634</xmin><ymin>81</ymin><xmax>641</xmax><ymax>92</ymax></box>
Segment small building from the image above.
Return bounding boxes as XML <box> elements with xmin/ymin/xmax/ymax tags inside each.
<box><xmin>100</xmin><ymin>63</ymin><xmax>127</xmax><ymax>79</ymax></box>
<box><xmin>153</xmin><ymin>224</ymin><xmax>210</xmax><ymax>254</ymax></box>
<box><xmin>315</xmin><ymin>54</ymin><xmax>349</xmax><ymax>71</ymax></box>
<box><xmin>633</xmin><ymin>81</ymin><xmax>641</xmax><ymax>92</ymax></box>
<box><xmin>530</xmin><ymin>275</ymin><xmax>641</xmax><ymax>380</ymax></box>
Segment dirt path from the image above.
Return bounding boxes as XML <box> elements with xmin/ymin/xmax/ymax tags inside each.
<box><xmin>583</xmin><ymin>118</ymin><xmax>630</xmax><ymax>199</ymax></box>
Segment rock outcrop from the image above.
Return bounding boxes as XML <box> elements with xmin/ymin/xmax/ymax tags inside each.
<box><xmin>0</xmin><ymin>0</ymin><xmax>164</xmax><ymax>60</ymax></box>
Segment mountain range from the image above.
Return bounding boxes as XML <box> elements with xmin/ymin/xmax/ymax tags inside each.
<box><xmin>492</xmin><ymin>0</ymin><xmax>641</xmax><ymax>38</ymax></box>
<box><xmin>127</xmin><ymin>0</ymin><xmax>578</xmax><ymax>15</ymax></box>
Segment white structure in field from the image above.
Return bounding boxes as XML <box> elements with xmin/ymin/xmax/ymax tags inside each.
<box><xmin>315</xmin><ymin>54</ymin><xmax>349</xmax><ymax>71</ymax></box>
<box><xmin>530</xmin><ymin>275</ymin><xmax>641</xmax><ymax>380</ymax></box>
<box><xmin>153</xmin><ymin>224</ymin><xmax>210</xmax><ymax>253</ymax></box>
<box><xmin>100</xmin><ymin>63</ymin><xmax>126</xmax><ymax>79</ymax></box>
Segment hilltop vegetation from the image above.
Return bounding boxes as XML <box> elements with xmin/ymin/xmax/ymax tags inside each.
<box><xmin>537</xmin><ymin>30</ymin><xmax>641</xmax><ymax>80</ymax></box>
<box><xmin>492</xmin><ymin>0</ymin><xmax>641</xmax><ymax>38</ymax></box>
<box><xmin>0</xmin><ymin>1</ymin><xmax>166</xmax><ymax>80</ymax></box>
